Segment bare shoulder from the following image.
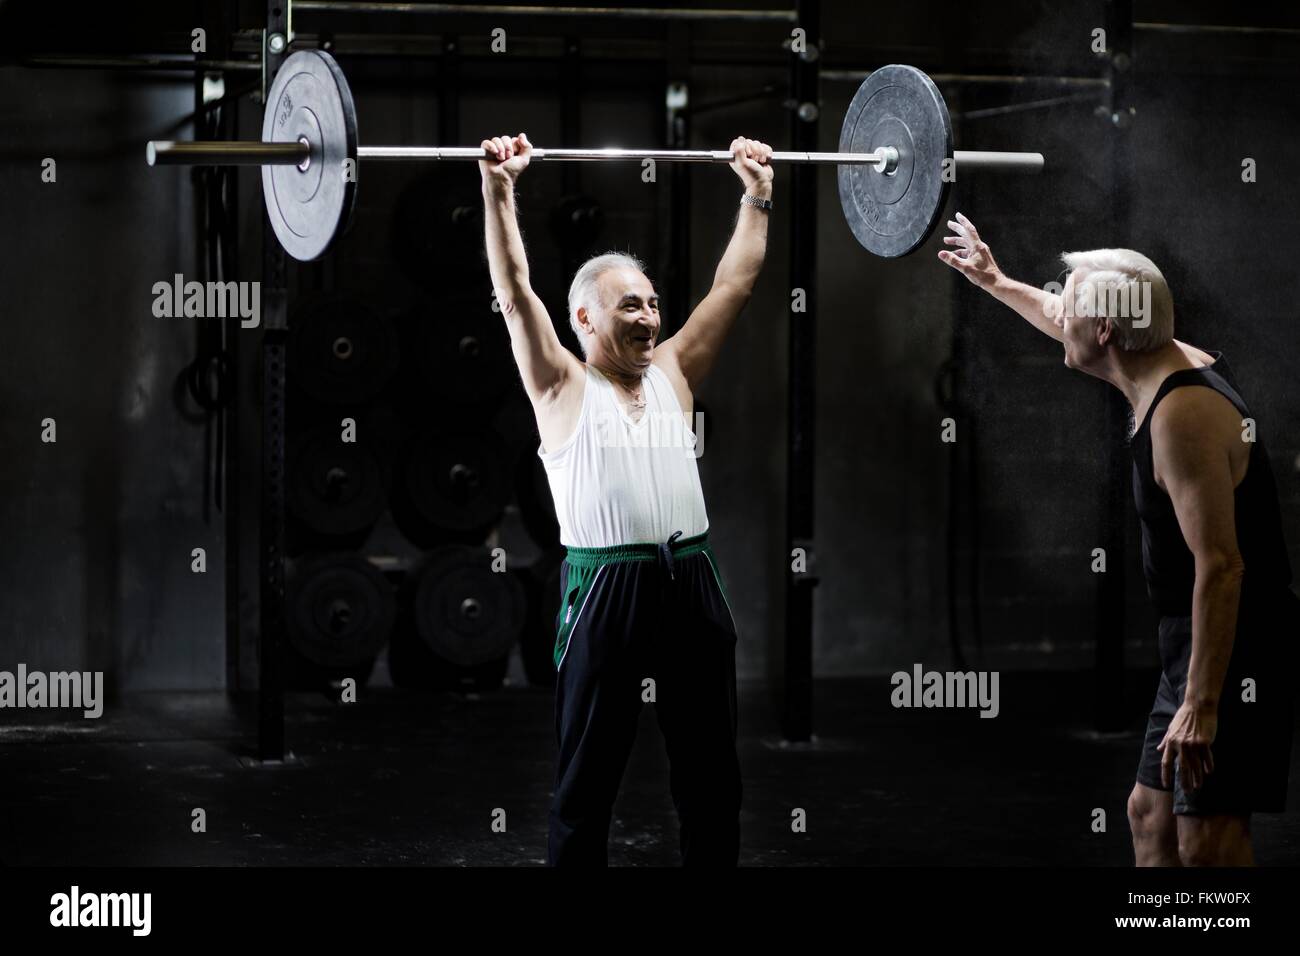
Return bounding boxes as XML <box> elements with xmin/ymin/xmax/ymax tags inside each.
<box><xmin>651</xmin><ymin>349</ymin><xmax>694</xmax><ymax>414</ymax></box>
<box><xmin>546</xmin><ymin>355</ymin><xmax>588</xmax><ymax>411</ymax></box>
<box><xmin>651</xmin><ymin>333</ymin><xmax>680</xmax><ymax>369</ymax></box>
<box><xmin>553</xmin><ymin>350</ymin><xmax>588</xmax><ymax>396</ymax></box>
<box><xmin>1150</xmin><ymin>385</ymin><xmax>1252</xmax><ymax>495</ymax></box>
<box><xmin>1151</xmin><ymin>385</ymin><xmax>1240</xmax><ymax>452</ymax></box>
<box><xmin>533</xmin><ymin>359</ymin><xmax>587</xmax><ymax>454</ymax></box>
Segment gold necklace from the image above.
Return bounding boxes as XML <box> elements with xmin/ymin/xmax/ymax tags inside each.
<box><xmin>615</xmin><ymin>376</ymin><xmax>646</xmax><ymax>412</ymax></box>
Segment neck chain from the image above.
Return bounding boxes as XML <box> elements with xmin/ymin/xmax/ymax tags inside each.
<box><xmin>609</xmin><ymin>372</ymin><xmax>646</xmax><ymax>411</ymax></box>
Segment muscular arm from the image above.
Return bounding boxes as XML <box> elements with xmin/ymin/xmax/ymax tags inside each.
<box><xmin>938</xmin><ymin>212</ymin><xmax>1064</xmax><ymax>343</ymax></box>
<box><xmin>481</xmin><ymin>139</ymin><xmax>581</xmax><ymax>404</ymax></box>
<box><xmin>660</xmin><ymin>197</ymin><xmax>769</xmax><ymax>387</ymax></box>
<box><xmin>1154</xmin><ymin>389</ymin><xmax>1246</xmax><ymax>709</ymax></box>
<box><xmin>658</xmin><ymin>137</ymin><xmax>774</xmax><ymax>390</ymax></box>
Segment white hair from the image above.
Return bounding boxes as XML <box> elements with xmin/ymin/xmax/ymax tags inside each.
<box><xmin>1060</xmin><ymin>248</ymin><xmax>1174</xmax><ymax>352</ymax></box>
<box><xmin>566</xmin><ymin>252</ymin><xmax>647</xmax><ymax>355</ymax></box>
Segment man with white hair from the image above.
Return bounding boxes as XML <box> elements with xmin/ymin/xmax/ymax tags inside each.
<box><xmin>940</xmin><ymin>212</ymin><xmax>1296</xmax><ymax>866</ymax></box>
<box><xmin>479</xmin><ymin>132</ymin><xmax>774</xmax><ymax>866</ymax></box>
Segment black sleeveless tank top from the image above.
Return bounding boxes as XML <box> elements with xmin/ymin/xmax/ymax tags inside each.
<box><xmin>1130</xmin><ymin>352</ymin><xmax>1293</xmax><ymax>618</ymax></box>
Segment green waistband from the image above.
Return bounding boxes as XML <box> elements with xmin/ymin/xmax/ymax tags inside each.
<box><xmin>564</xmin><ymin>531</ymin><xmax>710</xmax><ymax>569</ymax></box>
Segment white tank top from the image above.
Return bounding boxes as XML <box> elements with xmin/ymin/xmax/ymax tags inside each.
<box><xmin>538</xmin><ymin>363</ymin><xmax>709</xmax><ymax>548</ymax></box>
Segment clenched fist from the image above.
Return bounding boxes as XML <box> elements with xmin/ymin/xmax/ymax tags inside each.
<box><xmin>729</xmin><ymin>136</ymin><xmax>774</xmax><ymax>194</ymax></box>
<box><xmin>479</xmin><ymin>133</ymin><xmax>532</xmax><ymax>186</ymax></box>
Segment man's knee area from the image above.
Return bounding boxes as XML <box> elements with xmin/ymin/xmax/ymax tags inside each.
<box><xmin>1127</xmin><ymin>787</ymin><xmax>1165</xmax><ymax>834</ymax></box>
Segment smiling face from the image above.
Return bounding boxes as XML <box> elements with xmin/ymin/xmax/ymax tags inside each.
<box><xmin>578</xmin><ymin>266</ymin><xmax>660</xmax><ymax>374</ymax></box>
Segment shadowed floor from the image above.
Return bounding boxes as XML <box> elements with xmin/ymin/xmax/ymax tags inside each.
<box><xmin>1</xmin><ymin>672</ymin><xmax>1297</xmax><ymax>866</ymax></box>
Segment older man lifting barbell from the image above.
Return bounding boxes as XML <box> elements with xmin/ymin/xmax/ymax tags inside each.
<box><xmin>145</xmin><ymin>50</ymin><xmax>1048</xmax><ymax>867</ymax></box>
<box><xmin>478</xmin><ymin>130</ymin><xmax>774</xmax><ymax>867</ymax></box>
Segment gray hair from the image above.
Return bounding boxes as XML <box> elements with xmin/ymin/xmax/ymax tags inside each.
<box><xmin>1060</xmin><ymin>248</ymin><xmax>1174</xmax><ymax>352</ymax></box>
<box><xmin>567</xmin><ymin>252</ymin><xmax>647</xmax><ymax>354</ymax></box>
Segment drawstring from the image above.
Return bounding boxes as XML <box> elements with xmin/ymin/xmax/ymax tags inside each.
<box><xmin>658</xmin><ymin>530</ymin><xmax>684</xmax><ymax>580</ymax></box>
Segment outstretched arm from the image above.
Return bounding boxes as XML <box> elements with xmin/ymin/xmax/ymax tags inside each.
<box><xmin>657</xmin><ymin>137</ymin><xmax>774</xmax><ymax>389</ymax></box>
<box><xmin>480</xmin><ymin>133</ymin><xmax>582</xmax><ymax>404</ymax></box>
<box><xmin>939</xmin><ymin>212</ymin><xmax>1065</xmax><ymax>344</ymax></box>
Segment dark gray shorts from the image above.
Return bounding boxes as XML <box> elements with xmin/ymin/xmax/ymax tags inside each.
<box><xmin>1136</xmin><ymin>611</ymin><xmax>1296</xmax><ymax>815</ymax></box>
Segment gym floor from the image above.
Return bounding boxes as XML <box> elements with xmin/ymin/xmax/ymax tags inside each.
<box><xmin>4</xmin><ymin>673</ymin><xmax>1298</xmax><ymax>866</ymax></box>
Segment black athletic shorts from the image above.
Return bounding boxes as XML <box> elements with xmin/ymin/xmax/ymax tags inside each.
<box><xmin>1136</xmin><ymin>601</ymin><xmax>1298</xmax><ymax>815</ymax></box>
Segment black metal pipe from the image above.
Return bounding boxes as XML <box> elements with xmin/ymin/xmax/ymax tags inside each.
<box><xmin>1134</xmin><ymin>20</ymin><xmax>1300</xmax><ymax>37</ymax></box>
<box><xmin>821</xmin><ymin>69</ymin><xmax>1110</xmax><ymax>88</ymax></box>
<box><xmin>782</xmin><ymin>0</ymin><xmax>818</xmax><ymax>743</ymax></box>
<box><xmin>1094</xmin><ymin>0</ymin><xmax>1132</xmax><ymax>735</ymax></box>
<box><xmin>20</xmin><ymin>55</ymin><xmax>260</xmax><ymax>72</ymax></box>
<box><xmin>292</xmin><ymin>1</ymin><xmax>798</xmax><ymax>22</ymax></box>
<box><xmin>257</xmin><ymin>0</ymin><xmax>290</xmax><ymax>764</ymax></box>
<box><xmin>147</xmin><ymin>140</ymin><xmax>309</xmax><ymax>166</ymax></box>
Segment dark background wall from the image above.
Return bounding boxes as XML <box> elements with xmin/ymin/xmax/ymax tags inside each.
<box><xmin>1</xmin><ymin>0</ymin><xmax>1297</xmax><ymax>690</ymax></box>
<box><xmin>0</xmin><ymin>65</ymin><xmax>221</xmax><ymax>691</ymax></box>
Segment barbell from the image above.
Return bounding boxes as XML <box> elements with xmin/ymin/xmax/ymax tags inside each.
<box><xmin>145</xmin><ymin>50</ymin><xmax>1044</xmax><ymax>261</ymax></box>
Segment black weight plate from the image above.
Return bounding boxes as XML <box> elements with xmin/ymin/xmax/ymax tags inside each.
<box><xmin>838</xmin><ymin>64</ymin><xmax>952</xmax><ymax>258</ymax></box>
<box><xmin>491</xmin><ymin>389</ymin><xmax>540</xmax><ymax>467</ymax></box>
<box><xmin>515</xmin><ymin>453</ymin><xmax>560</xmax><ymax>550</ymax></box>
<box><xmin>406</xmin><ymin>298</ymin><xmax>515</xmax><ymax>408</ymax></box>
<box><xmin>387</xmin><ymin>621</ymin><xmax>506</xmax><ymax>691</ymax></box>
<box><xmin>358</xmin><ymin>401</ymin><xmax>413</xmax><ymax>495</ymax></box>
<box><xmin>289</xmin><ymin>298</ymin><xmax>400</xmax><ymax>405</ymax></box>
<box><xmin>286</xmin><ymin>552</ymin><xmax>396</xmax><ymax>668</ymax></box>
<box><xmin>287</xmin><ymin>426</ymin><xmax>386</xmax><ymax>536</ymax></box>
<box><xmin>549</xmin><ymin>194</ymin><xmax>604</xmax><ymax>251</ymax></box>
<box><xmin>391</xmin><ymin>170</ymin><xmax>484</xmax><ymax>287</ymax></box>
<box><xmin>400</xmin><ymin>428</ymin><xmax>511</xmax><ymax>538</ymax></box>
<box><xmin>285</xmin><ymin>652</ymin><xmax>378</xmax><ymax>691</ymax></box>
<box><xmin>413</xmin><ymin>546</ymin><xmax>527</xmax><ymax>667</ymax></box>
<box><xmin>518</xmin><ymin>550</ymin><xmax>564</xmax><ymax>687</ymax></box>
<box><xmin>262</xmin><ymin>49</ymin><xmax>359</xmax><ymax>261</ymax></box>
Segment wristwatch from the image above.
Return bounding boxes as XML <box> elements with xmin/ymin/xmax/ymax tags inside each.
<box><xmin>741</xmin><ymin>194</ymin><xmax>773</xmax><ymax>211</ymax></box>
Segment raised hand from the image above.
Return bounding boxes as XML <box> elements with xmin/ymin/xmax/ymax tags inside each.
<box><xmin>479</xmin><ymin>132</ymin><xmax>532</xmax><ymax>184</ymax></box>
<box><xmin>937</xmin><ymin>211</ymin><xmax>1003</xmax><ymax>289</ymax></box>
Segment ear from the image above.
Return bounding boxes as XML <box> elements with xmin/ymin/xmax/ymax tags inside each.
<box><xmin>575</xmin><ymin>306</ymin><xmax>591</xmax><ymax>335</ymax></box>
<box><xmin>1095</xmin><ymin>316</ymin><xmax>1113</xmax><ymax>348</ymax></box>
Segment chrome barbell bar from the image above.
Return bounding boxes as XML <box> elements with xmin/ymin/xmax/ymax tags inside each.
<box><xmin>146</xmin><ymin>139</ymin><xmax>1044</xmax><ymax>174</ymax></box>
